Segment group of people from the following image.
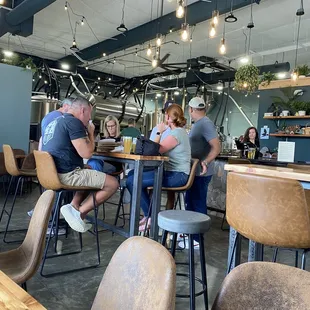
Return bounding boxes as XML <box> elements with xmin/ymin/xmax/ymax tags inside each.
<box><xmin>38</xmin><ymin>95</ymin><xmax>221</xmax><ymax>248</ymax></box>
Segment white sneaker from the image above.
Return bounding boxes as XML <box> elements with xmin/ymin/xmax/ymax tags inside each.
<box><xmin>60</xmin><ymin>204</ymin><xmax>92</xmax><ymax>233</ymax></box>
<box><xmin>178</xmin><ymin>239</ymin><xmax>200</xmax><ymax>250</ymax></box>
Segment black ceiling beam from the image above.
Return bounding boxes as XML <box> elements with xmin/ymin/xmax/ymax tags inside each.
<box><xmin>0</xmin><ymin>0</ymin><xmax>56</xmax><ymax>37</ymax></box>
<box><xmin>61</xmin><ymin>0</ymin><xmax>257</xmax><ymax>65</ymax></box>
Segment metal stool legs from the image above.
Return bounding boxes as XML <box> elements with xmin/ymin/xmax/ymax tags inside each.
<box><xmin>40</xmin><ymin>191</ymin><xmax>100</xmax><ymax>277</ymax></box>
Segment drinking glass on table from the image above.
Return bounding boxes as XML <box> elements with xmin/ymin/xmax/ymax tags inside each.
<box><xmin>131</xmin><ymin>138</ymin><xmax>137</xmax><ymax>154</ymax></box>
<box><xmin>123</xmin><ymin>136</ymin><xmax>133</xmax><ymax>154</ymax></box>
<box><xmin>247</xmin><ymin>148</ymin><xmax>256</xmax><ymax>159</ymax></box>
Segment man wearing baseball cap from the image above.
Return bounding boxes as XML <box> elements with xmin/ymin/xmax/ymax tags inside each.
<box><xmin>183</xmin><ymin>96</ymin><xmax>220</xmax><ymax>248</ymax></box>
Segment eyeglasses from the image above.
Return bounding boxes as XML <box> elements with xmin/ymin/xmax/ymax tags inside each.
<box><xmin>107</xmin><ymin>124</ymin><xmax>116</xmax><ymax>128</ymax></box>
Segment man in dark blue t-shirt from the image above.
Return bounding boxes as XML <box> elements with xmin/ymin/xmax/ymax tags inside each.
<box><xmin>42</xmin><ymin>97</ymin><xmax>118</xmax><ymax>233</ymax></box>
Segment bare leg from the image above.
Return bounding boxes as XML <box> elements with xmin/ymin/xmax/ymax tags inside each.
<box><xmin>71</xmin><ymin>191</ymin><xmax>89</xmax><ymax>210</ymax></box>
<box><xmin>166</xmin><ymin>191</ymin><xmax>175</xmax><ymax>210</ymax></box>
<box><xmin>79</xmin><ymin>175</ymin><xmax>119</xmax><ymax>218</ymax></box>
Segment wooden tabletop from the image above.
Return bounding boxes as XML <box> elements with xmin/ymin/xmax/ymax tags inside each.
<box><xmin>0</xmin><ymin>271</ymin><xmax>46</xmax><ymax>309</ymax></box>
<box><xmin>93</xmin><ymin>152</ymin><xmax>169</xmax><ymax>162</ymax></box>
<box><xmin>224</xmin><ymin>164</ymin><xmax>310</xmax><ymax>182</ymax></box>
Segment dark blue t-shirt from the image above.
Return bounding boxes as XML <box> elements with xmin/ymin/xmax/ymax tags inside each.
<box><xmin>41</xmin><ymin>110</ymin><xmax>62</xmax><ymax>139</ymax></box>
<box><xmin>42</xmin><ymin>113</ymin><xmax>86</xmax><ymax>173</ymax></box>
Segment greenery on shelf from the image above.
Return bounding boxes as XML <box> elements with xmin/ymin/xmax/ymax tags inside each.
<box><xmin>260</xmin><ymin>71</ymin><xmax>276</xmax><ymax>86</ymax></box>
<box><xmin>0</xmin><ymin>53</ymin><xmax>37</xmax><ymax>73</ymax></box>
<box><xmin>296</xmin><ymin>64</ymin><xmax>310</xmax><ymax>76</ymax></box>
<box><xmin>271</xmin><ymin>87</ymin><xmax>310</xmax><ymax>115</ymax></box>
<box><xmin>234</xmin><ymin>64</ymin><xmax>260</xmax><ymax>94</ymax></box>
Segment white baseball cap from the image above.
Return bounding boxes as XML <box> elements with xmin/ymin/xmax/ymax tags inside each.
<box><xmin>188</xmin><ymin>97</ymin><xmax>206</xmax><ymax>108</ymax></box>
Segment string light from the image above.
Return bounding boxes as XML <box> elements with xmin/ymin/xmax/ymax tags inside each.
<box><xmin>219</xmin><ymin>38</ymin><xmax>226</xmax><ymax>55</ymax></box>
<box><xmin>152</xmin><ymin>56</ymin><xmax>158</xmax><ymax>68</ymax></box>
<box><xmin>64</xmin><ymin>2</ymin><xmax>68</xmax><ymax>10</ymax></box>
<box><xmin>291</xmin><ymin>71</ymin><xmax>298</xmax><ymax>81</ymax></box>
<box><xmin>243</xmin><ymin>82</ymin><xmax>248</xmax><ymax>88</ymax></box>
<box><xmin>81</xmin><ymin>17</ymin><xmax>84</xmax><ymax>26</ymax></box>
<box><xmin>103</xmin><ymin>53</ymin><xmax>106</xmax><ymax>57</ymax></box>
<box><xmin>176</xmin><ymin>0</ymin><xmax>185</xmax><ymax>19</ymax></box>
<box><xmin>85</xmin><ymin>66</ymin><xmax>89</xmax><ymax>70</ymax></box>
<box><xmin>180</xmin><ymin>23</ymin><xmax>189</xmax><ymax>42</ymax></box>
<box><xmin>212</xmin><ymin>10</ymin><xmax>219</xmax><ymax>25</ymax></box>
<box><xmin>146</xmin><ymin>44</ymin><xmax>152</xmax><ymax>57</ymax></box>
<box><xmin>156</xmin><ymin>34</ymin><xmax>162</xmax><ymax>47</ymax></box>
<box><xmin>209</xmin><ymin>22</ymin><xmax>216</xmax><ymax>38</ymax></box>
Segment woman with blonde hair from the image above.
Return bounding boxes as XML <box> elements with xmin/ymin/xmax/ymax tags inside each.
<box><xmin>88</xmin><ymin>115</ymin><xmax>122</xmax><ymax>173</ymax></box>
<box><xmin>126</xmin><ymin>104</ymin><xmax>191</xmax><ymax>231</ymax></box>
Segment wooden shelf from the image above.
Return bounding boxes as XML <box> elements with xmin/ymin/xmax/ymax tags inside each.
<box><xmin>259</xmin><ymin>77</ymin><xmax>310</xmax><ymax>90</ymax></box>
<box><xmin>264</xmin><ymin>116</ymin><xmax>310</xmax><ymax>119</ymax></box>
<box><xmin>269</xmin><ymin>133</ymin><xmax>310</xmax><ymax>138</ymax></box>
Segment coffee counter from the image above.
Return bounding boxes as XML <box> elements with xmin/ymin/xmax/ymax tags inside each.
<box><xmin>207</xmin><ymin>155</ymin><xmax>310</xmax><ymax>215</ymax></box>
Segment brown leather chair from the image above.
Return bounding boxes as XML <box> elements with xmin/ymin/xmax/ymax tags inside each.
<box><xmin>0</xmin><ymin>190</ymin><xmax>55</xmax><ymax>291</ymax></box>
<box><xmin>226</xmin><ymin>172</ymin><xmax>310</xmax><ymax>269</ymax></box>
<box><xmin>212</xmin><ymin>262</ymin><xmax>310</xmax><ymax>310</ymax></box>
<box><xmin>91</xmin><ymin>236</ymin><xmax>176</xmax><ymax>310</ymax></box>
<box><xmin>33</xmin><ymin>150</ymin><xmax>101</xmax><ymax>276</ymax></box>
<box><xmin>0</xmin><ymin>145</ymin><xmax>37</xmax><ymax>243</ymax></box>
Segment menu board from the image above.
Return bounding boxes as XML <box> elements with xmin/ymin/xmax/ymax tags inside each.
<box><xmin>277</xmin><ymin>141</ymin><xmax>295</xmax><ymax>163</ymax></box>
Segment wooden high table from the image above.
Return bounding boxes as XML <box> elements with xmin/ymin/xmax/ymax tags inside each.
<box><xmin>224</xmin><ymin>164</ymin><xmax>310</xmax><ymax>272</ymax></box>
<box><xmin>90</xmin><ymin>152</ymin><xmax>168</xmax><ymax>240</ymax></box>
<box><xmin>0</xmin><ymin>270</ymin><xmax>46</xmax><ymax>309</ymax></box>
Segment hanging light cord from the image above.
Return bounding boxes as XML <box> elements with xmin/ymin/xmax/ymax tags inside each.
<box><xmin>121</xmin><ymin>0</ymin><xmax>126</xmax><ymax>24</ymax></box>
<box><xmin>294</xmin><ymin>15</ymin><xmax>302</xmax><ymax>68</ymax></box>
<box><xmin>230</xmin><ymin>0</ymin><xmax>234</xmax><ymax>13</ymax></box>
<box><xmin>250</xmin><ymin>0</ymin><xmax>253</xmax><ymax>23</ymax></box>
<box><xmin>248</xmin><ymin>28</ymin><xmax>252</xmax><ymax>55</ymax></box>
<box><xmin>243</xmin><ymin>28</ymin><xmax>248</xmax><ymax>54</ymax></box>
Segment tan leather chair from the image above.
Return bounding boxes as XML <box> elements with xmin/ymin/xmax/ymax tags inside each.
<box><xmin>91</xmin><ymin>236</ymin><xmax>176</xmax><ymax>310</ymax></box>
<box><xmin>1</xmin><ymin>145</ymin><xmax>37</xmax><ymax>243</ymax></box>
<box><xmin>0</xmin><ymin>190</ymin><xmax>55</xmax><ymax>291</ymax></box>
<box><xmin>33</xmin><ymin>150</ymin><xmax>101</xmax><ymax>276</ymax></box>
<box><xmin>212</xmin><ymin>262</ymin><xmax>310</xmax><ymax>310</ymax></box>
<box><xmin>226</xmin><ymin>172</ymin><xmax>310</xmax><ymax>269</ymax></box>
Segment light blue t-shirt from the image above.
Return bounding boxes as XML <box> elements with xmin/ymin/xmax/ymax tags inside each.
<box><xmin>150</xmin><ymin>126</ymin><xmax>171</xmax><ymax>142</ymax></box>
<box><xmin>163</xmin><ymin>128</ymin><xmax>191</xmax><ymax>175</ymax></box>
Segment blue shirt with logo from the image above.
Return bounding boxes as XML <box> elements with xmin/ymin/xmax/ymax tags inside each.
<box><xmin>42</xmin><ymin>113</ymin><xmax>86</xmax><ymax>173</ymax></box>
<box><xmin>41</xmin><ymin>110</ymin><xmax>62</xmax><ymax>139</ymax></box>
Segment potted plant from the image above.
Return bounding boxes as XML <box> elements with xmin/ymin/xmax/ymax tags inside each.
<box><xmin>0</xmin><ymin>54</ymin><xmax>37</xmax><ymax>73</ymax></box>
<box><xmin>296</xmin><ymin>64</ymin><xmax>309</xmax><ymax>78</ymax></box>
<box><xmin>260</xmin><ymin>71</ymin><xmax>276</xmax><ymax>86</ymax></box>
<box><xmin>289</xmin><ymin>101</ymin><xmax>310</xmax><ymax>116</ymax></box>
<box><xmin>235</xmin><ymin>64</ymin><xmax>260</xmax><ymax>94</ymax></box>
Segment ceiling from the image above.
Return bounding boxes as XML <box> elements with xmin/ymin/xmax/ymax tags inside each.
<box><xmin>0</xmin><ymin>0</ymin><xmax>309</xmax><ymax>79</ymax></box>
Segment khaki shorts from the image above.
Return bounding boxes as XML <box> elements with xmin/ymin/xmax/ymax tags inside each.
<box><xmin>58</xmin><ymin>168</ymin><xmax>106</xmax><ymax>189</ymax></box>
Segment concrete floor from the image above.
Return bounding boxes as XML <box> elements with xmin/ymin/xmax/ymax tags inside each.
<box><xmin>0</xmin><ymin>183</ymin><xmax>308</xmax><ymax>310</ymax></box>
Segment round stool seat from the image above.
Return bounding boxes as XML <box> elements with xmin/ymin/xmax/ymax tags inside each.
<box><xmin>158</xmin><ymin>210</ymin><xmax>211</xmax><ymax>234</ymax></box>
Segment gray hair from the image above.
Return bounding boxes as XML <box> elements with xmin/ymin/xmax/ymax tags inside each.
<box><xmin>60</xmin><ymin>98</ymin><xmax>73</xmax><ymax>107</ymax></box>
<box><xmin>71</xmin><ymin>96</ymin><xmax>91</xmax><ymax>109</ymax></box>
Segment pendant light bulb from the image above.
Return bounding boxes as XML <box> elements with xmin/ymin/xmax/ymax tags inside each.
<box><xmin>176</xmin><ymin>1</ymin><xmax>185</xmax><ymax>19</ymax></box>
<box><xmin>212</xmin><ymin>10</ymin><xmax>219</xmax><ymax>26</ymax></box>
<box><xmin>146</xmin><ymin>44</ymin><xmax>152</xmax><ymax>57</ymax></box>
<box><xmin>156</xmin><ymin>34</ymin><xmax>162</xmax><ymax>47</ymax></box>
<box><xmin>209</xmin><ymin>23</ymin><xmax>216</xmax><ymax>38</ymax></box>
<box><xmin>64</xmin><ymin>3</ymin><xmax>68</xmax><ymax>10</ymax></box>
<box><xmin>219</xmin><ymin>38</ymin><xmax>226</xmax><ymax>55</ymax></box>
<box><xmin>81</xmin><ymin>18</ymin><xmax>84</xmax><ymax>26</ymax></box>
<box><xmin>180</xmin><ymin>23</ymin><xmax>189</xmax><ymax>42</ymax></box>
<box><xmin>152</xmin><ymin>56</ymin><xmax>158</xmax><ymax>68</ymax></box>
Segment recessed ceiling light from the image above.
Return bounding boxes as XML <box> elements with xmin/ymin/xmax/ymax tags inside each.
<box><xmin>3</xmin><ymin>50</ymin><xmax>13</xmax><ymax>57</ymax></box>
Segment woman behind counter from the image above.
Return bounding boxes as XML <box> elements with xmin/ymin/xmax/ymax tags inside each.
<box><xmin>236</xmin><ymin>127</ymin><xmax>260</xmax><ymax>159</ymax></box>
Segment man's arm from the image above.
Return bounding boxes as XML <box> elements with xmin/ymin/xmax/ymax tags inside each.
<box><xmin>70</xmin><ymin>120</ymin><xmax>95</xmax><ymax>159</ymax></box>
<box><xmin>204</xmin><ymin>137</ymin><xmax>221</xmax><ymax>164</ymax></box>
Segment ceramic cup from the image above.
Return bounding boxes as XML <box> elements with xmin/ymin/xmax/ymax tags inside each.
<box><xmin>282</xmin><ymin>110</ymin><xmax>289</xmax><ymax>116</ymax></box>
<box><xmin>298</xmin><ymin>111</ymin><xmax>306</xmax><ymax>116</ymax></box>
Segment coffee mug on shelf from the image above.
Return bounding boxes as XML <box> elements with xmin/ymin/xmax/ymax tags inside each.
<box><xmin>282</xmin><ymin>110</ymin><xmax>289</xmax><ymax>116</ymax></box>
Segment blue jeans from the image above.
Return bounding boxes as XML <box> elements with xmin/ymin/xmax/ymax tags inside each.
<box><xmin>126</xmin><ymin>170</ymin><xmax>189</xmax><ymax>216</ymax></box>
<box><xmin>185</xmin><ymin>175</ymin><xmax>212</xmax><ymax>241</ymax></box>
<box><xmin>87</xmin><ymin>159</ymin><xmax>117</xmax><ymax>174</ymax></box>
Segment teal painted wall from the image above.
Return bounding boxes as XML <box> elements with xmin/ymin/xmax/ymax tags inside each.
<box><xmin>0</xmin><ymin>63</ymin><xmax>32</xmax><ymax>152</ymax></box>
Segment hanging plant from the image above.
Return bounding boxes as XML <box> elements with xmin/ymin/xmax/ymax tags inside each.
<box><xmin>0</xmin><ymin>54</ymin><xmax>37</xmax><ymax>73</ymax></box>
<box><xmin>234</xmin><ymin>64</ymin><xmax>259</xmax><ymax>94</ymax></box>
<box><xmin>260</xmin><ymin>71</ymin><xmax>276</xmax><ymax>86</ymax></box>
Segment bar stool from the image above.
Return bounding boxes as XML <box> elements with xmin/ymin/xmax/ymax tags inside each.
<box><xmin>34</xmin><ymin>150</ymin><xmax>101</xmax><ymax>277</ymax></box>
<box><xmin>226</xmin><ymin>172</ymin><xmax>310</xmax><ymax>271</ymax></box>
<box><xmin>159</xmin><ymin>210</ymin><xmax>211</xmax><ymax>310</ymax></box>
<box><xmin>0</xmin><ymin>145</ymin><xmax>37</xmax><ymax>243</ymax></box>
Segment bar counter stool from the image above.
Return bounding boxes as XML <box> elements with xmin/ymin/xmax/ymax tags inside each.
<box><xmin>212</xmin><ymin>262</ymin><xmax>310</xmax><ymax>310</ymax></box>
<box><xmin>34</xmin><ymin>150</ymin><xmax>101</xmax><ymax>277</ymax></box>
<box><xmin>0</xmin><ymin>145</ymin><xmax>37</xmax><ymax>243</ymax></box>
<box><xmin>159</xmin><ymin>210</ymin><xmax>211</xmax><ymax>310</ymax></box>
<box><xmin>226</xmin><ymin>172</ymin><xmax>310</xmax><ymax>271</ymax></box>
